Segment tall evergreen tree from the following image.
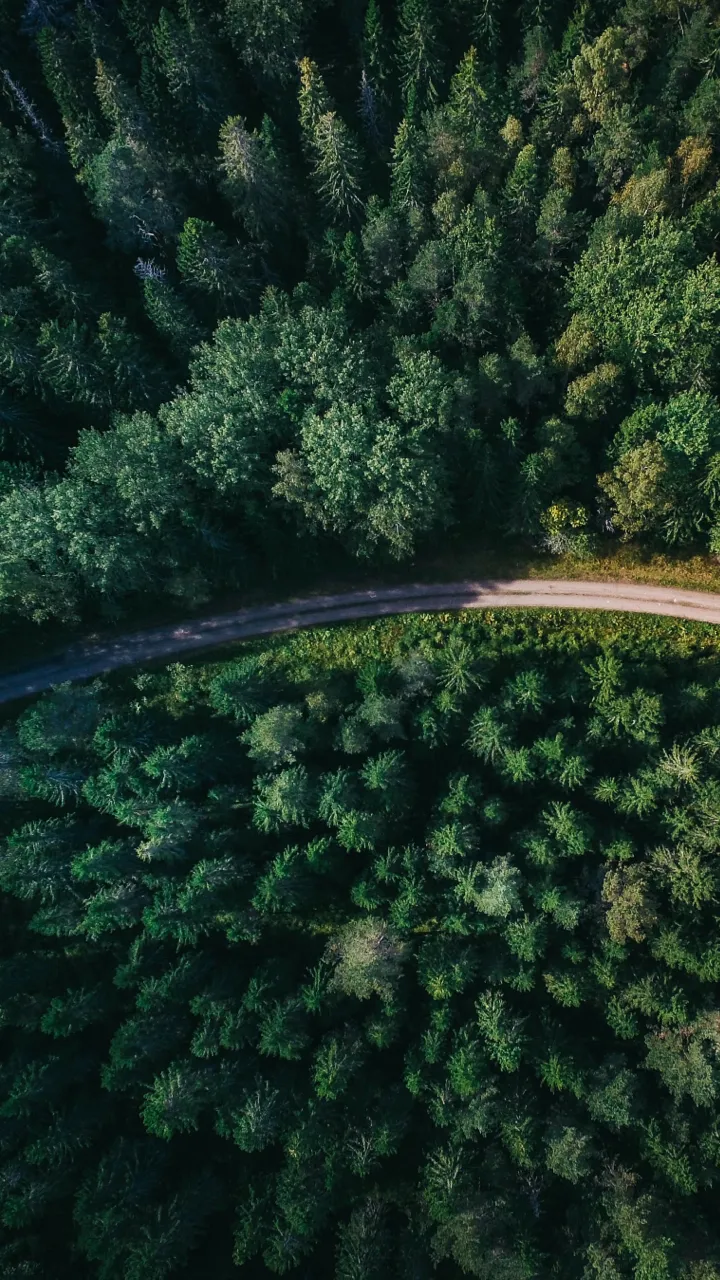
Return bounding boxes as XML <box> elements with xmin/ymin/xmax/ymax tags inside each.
<box><xmin>397</xmin><ymin>0</ymin><xmax>444</xmax><ymax>116</ymax></box>
<box><xmin>219</xmin><ymin>114</ymin><xmax>293</xmax><ymax>239</ymax></box>
<box><xmin>176</xmin><ymin>216</ymin><xmax>255</xmax><ymax>314</ymax></box>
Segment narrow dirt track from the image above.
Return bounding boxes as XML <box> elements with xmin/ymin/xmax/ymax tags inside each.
<box><xmin>3</xmin><ymin>578</ymin><xmax>720</xmax><ymax>706</ymax></box>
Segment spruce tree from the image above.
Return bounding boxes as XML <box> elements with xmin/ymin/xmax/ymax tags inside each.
<box><xmin>176</xmin><ymin>216</ymin><xmax>254</xmax><ymax>313</ymax></box>
<box><xmin>397</xmin><ymin>0</ymin><xmax>444</xmax><ymax>115</ymax></box>
<box><xmin>313</xmin><ymin>112</ymin><xmax>365</xmax><ymax>223</ymax></box>
<box><xmin>390</xmin><ymin>116</ymin><xmax>429</xmax><ymax>211</ymax></box>
<box><xmin>142</xmin><ymin>276</ymin><xmax>204</xmax><ymax>359</ymax></box>
<box><xmin>298</xmin><ymin>55</ymin><xmax>335</xmax><ymax>144</ymax></box>
<box><xmin>361</xmin><ymin>0</ymin><xmax>393</xmax><ymax>140</ymax></box>
<box><xmin>219</xmin><ymin>114</ymin><xmax>292</xmax><ymax>238</ymax></box>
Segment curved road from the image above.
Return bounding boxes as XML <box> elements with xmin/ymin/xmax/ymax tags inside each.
<box><xmin>2</xmin><ymin>578</ymin><xmax>720</xmax><ymax>706</ymax></box>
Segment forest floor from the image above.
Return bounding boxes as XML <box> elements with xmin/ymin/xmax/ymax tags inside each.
<box><xmin>5</xmin><ymin>576</ymin><xmax>720</xmax><ymax>706</ymax></box>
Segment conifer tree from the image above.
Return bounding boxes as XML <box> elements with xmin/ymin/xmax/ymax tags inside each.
<box><xmin>119</xmin><ymin>0</ymin><xmax>157</xmax><ymax>57</ymax></box>
<box><xmin>297</xmin><ymin>58</ymin><xmax>365</xmax><ymax>223</ymax></box>
<box><xmin>361</xmin><ymin>0</ymin><xmax>393</xmax><ymax>141</ymax></box>
<box><xmin>428</xmin><ymin>45</ymin><xmax>499</xmax><ymax>194</ymax></box>
<box><xmin>313</xmin><ymin>112</ymin><xmax>365</xmax><ymax>223</ymax></box>
<box><xmin>298</xmin><ymin>55</ymin><xmax>335</xmax><ymax>146</ymax></box>
<box><xmin>142</xmin><ymin>276</ymin><xmax>204</xmax><ymax>359</ymax></box>
<box><xmin>176</xmin><ymin>216</ymin><xmax>254</xmax><ymax>313</ymax></box>
<box><xmin>0</xmin><ymin>124</ymin><xmax>37</xmax><ymax>238</ymax></box>
<box><xmin>390</xmin><ymin>116</ymin><xmax>429</xmax><ymax>211</ymax></box>
<box><xmin>219</xmin><ymin>114</ymin><xmax>292</xmax><ymax>238</ymax></box>
<box><xmin>397</xmin><ymin>0</ymin><xmax>444</xmax><ymax>116</ymax></box>
<box><xmin>226</xmin><ymin>0</ymin><xmax>321</xmax><ymax>85</ymax></box>
<box><xmin>36</xmin><ymin>25</ymin><xmax>104</xmax><ymax>169</ymax></box>
<box><xmin>94</xmin><ymin>59</ymin><xmax>153</xmax><ymax>146</ymax></box>
<box><xmin>503</xmin><ymin>142</ymin><xmax>542</xmax><ymax>250</ymax></box>
<box><xmin>152</xmin><ymin>0</ymin><xmax>235</xmax><ymax>148</ymax></box>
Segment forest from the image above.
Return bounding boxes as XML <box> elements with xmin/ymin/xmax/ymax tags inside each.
<box><xmin>2</xmin><ymin>0</ymin><xmax>720</xmax><ymax>628</ymax></box>
<box><xmin>5</xmin><ymin>2</ymin><xmax>720</xmax><ymax>1277</ymax></box>
<box><xmin>2</xmin><ymin>610</ymin><xmax>720</xmax><ymax>1276</ymax></box>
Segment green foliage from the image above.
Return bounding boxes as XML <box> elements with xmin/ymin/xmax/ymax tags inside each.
<box><xmin>142</xmin><ymin>278</ymin><xmax>203</xmax><ymax>359</ymax></box>
<box><xmin>176</xmin><ymin>217</ymin><xmax>254</xmax><ymax>315</ymax></box>
<box><xmin>601</xmin><ymin>392</ymin><xmax>720</xmax><ymax>544</ymax></box>
<box><xmin>398</xmin><ymin>0</ymin><xmax>444</xmax><ymax>115</ymax></box>
<box><xmin>328</xmin><ymin>917</ymin><xmax>408</xmax><ymax>1001</ymax></box>
<box><xmin>6</xmin><ymin>0</ymin><xmax>720</xmax><ymax>624</ymax></box>
<box><xmin>219</xmin><ymin>115</ymin><xmax>292</xmax><ymax>239</ymax></box>
<box><xmin>225</xmin><ymin>0</ymin><xmax>322</xmax><ymax>85</ymax></box>
<box><xmin>2</xmin><ymin>612</ymin><xmax>720</xmax><ymax>1270</ymax></box>
<box><xmin>6</xmin><ymin>0</ymin><xmax>720</xmax><ymax>1263</ymax></box>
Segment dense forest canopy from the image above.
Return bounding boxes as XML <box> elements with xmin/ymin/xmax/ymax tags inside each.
<box><xmin>7</xmin><ymin>5</ymin><xmax>720</xmax><ymax>1276</ymax></box>
<box><xmin>2</xmin><ymin>0</ymin><xmax>720</xmax><ymax>626</ymax></box>
<box><xmin>2</xmin><ymin>611</ymin><xmax>720</xmax><ymax>1276</ymax></box>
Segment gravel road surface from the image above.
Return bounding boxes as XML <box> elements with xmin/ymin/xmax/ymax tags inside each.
<box><xmin>2</xmin><ymin>578</ymin><xmax>719</xmax><ymax>706</ymax></box>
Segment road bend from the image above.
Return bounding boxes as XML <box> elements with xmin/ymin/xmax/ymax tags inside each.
<box><xmin>2</xmin><ymin>578</ymin><xmax>720</xmax><ymax>706</ymax></box>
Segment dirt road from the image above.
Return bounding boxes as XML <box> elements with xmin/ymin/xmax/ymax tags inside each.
<box><xmin>3</xmin><ymin>578</ymin><xmax>720</xmax><ymax>706</ymax></box>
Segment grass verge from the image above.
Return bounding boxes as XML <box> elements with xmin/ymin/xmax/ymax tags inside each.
<box><xmin>3</xmin><ymin>534</ymin><xmax>720</xmax><ymax>679</ymax></box>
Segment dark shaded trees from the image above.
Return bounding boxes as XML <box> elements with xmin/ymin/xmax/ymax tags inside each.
<box><xmin>3</xmin><ymin>0</ymin><xmax>720</xmax><ymax>628</ymax></box>
<box><xmin>1</xmin><ymin>611</ymin><xmax>720</xmax><ymax>1273</ymax></box>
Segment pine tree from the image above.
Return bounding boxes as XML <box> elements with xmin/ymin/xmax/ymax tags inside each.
<box><xmin>253</xmin><ymin>765</ymin><xmax>315</xmax><ymax>830</ymax></box>
<box><xmin>119</xmin><ymin>0</ymin><xmax>158</xmax><ymax>57</ymax></box>
<box><xmin>503</xmin><ymin>143</ymin><xmax>542</xmax><ymax>251</ymax></box>
<box><xmin>96</xmin><ymin>312</ymin><xmax>162</xmax><ymax>408</ymax></box>
<box><xmin>363</xmin><ymin>0</ymin><xmax>392</xmax><ymax>96</ymax></box>
<box><xmin>299</xmin><ymin>61</ymin><xmax>367</xmax><ymax>223</ymax></box>
<box><xmin>242</xmin><ymin>703</ymin><xmax>310</xmax><ymax>767</ymax></box>
<box><xmin>81</xmin><ymin>134</ymin><xmax>183</xmax><ymax>252</ymax></box>
<box><xmin>0</xmin><ymin>124</ymin><xmax>37</xmax><ymax>238</ymax></box>
<box><xmin>36</xmin><ymin>26</ymin><xmax>104</xmax><ymax>170</ymax></box>
<box><xmin>225</xmin><ymin>0</ymin><xmax>320</xmax><ymax>85</ymax></box>
<box><xmin>313</xmin><ymin>112</ymin><xmax>365</xmax><ymax>223</ymax></box>
<box><xmin>142</xmin><ymin>277</ymin><xmax>204</xmax><ymax>359</ymax></box>
<box><xmin>336</xmin><ymin>1196</ymin><xmax>389</xmax><ymax>1279</ymax></box>
<box><xmin>361</xmin><ymin>0</ymin><xmax>393</xmax><ymax>140</ymax></box>
<box><xmin>152</xmin><ymin>0</ymin><xmax>234</xmax><ymax>148</ymax></box>
<box><xmin>219</xmin><ymin>114</ymin><xmax>292</xmax><ymax>239</ymax></box>
<box><xmin>298</xmin><ymin>56</ymin><xmax>334</xmax><ymax>146</ymax></box>
<box><xmin>37</xmin><ymin>317</ymin><xmax>107</xmax><ymax>409</ymax></box>
<box><xmin>390</xmin><ymin>116</ymin><xmax>429</xmax><ymax>211</ymax></box>
<box><xmin>397</xmin><ymin>0</ymin><xmax>444</xmax><ymax>116</ymax></box>
<box><xmin>426</xmin><ymin>45</ymin><xmax>499</xmax><ymax>195</ymax></box>
<box><xmin>467</xmin><ymin>0</ymin><xmax>504</xmax><ymax>54</ymax></box>
<box><xmin>94</xmin><ymin>59</ymin><xmax>153</xmax><ymax>146</ymax></box>
<box><xmin>447</xmin><ymin>45</ymin><xmax>487</xmax><ymax>134</ymax></box>
<box><xmin>176</xmin><ymin>217</ymin><xmax>254</xmax><ymax>314</ymax></box>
